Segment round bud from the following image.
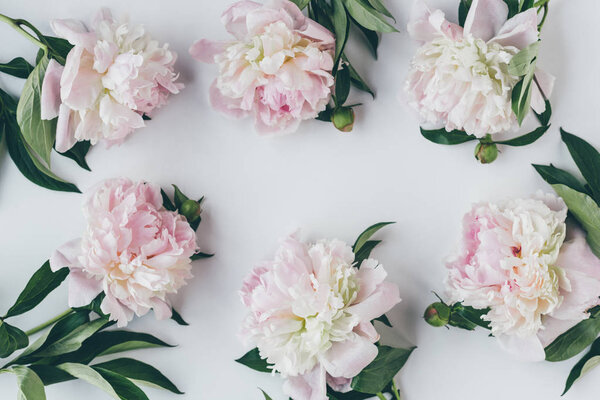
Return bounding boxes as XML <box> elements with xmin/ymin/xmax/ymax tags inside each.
<box><xmin>474</xmin><ymin>141</ymin><xmax>498</xmax><ymax>164</ymax></box>
<box><xmin>424</xmin><ymin>302</ymin><xmax>451</xmax><ymax>327</ymax></box>
<box><xmin>331</xmin><ymin>107</ymin><xmax>355</xmax><ymax>132</ymax></box>
<box><xmin>180</xmin><ymin>199</ymin><xmax>201</xmax><ymax>221</ymax></box>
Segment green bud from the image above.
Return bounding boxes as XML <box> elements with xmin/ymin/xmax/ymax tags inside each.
<box><xmin>180</xmin><ymin>199</ymin><xmax>201</xmax><ymax>221</ymax></box>
<box><xmin>424</xmin><ymin>302</ymin><xmax>450</xmax><ymax>327</ymax></box>
<box><xmin>331</xmin><ymin>107</ymin><xmax>354</xmax><ymax>132</ymax></box>
<box><xmin>474</xmin><ymin>141</ymin><xmax>498</xmax><ymax>164</ymax></box>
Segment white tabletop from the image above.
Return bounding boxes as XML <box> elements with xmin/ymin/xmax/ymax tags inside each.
<box><xmin>1</xmin><ymin>0</ymin><xmax>599</xmax><ymax>399</ymax></box>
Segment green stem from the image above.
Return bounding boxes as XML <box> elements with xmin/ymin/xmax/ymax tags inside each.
<box><xmin>392</xmin><ymin>380</ymin><xmax>401</xmax><ymax>400</ymax></box>
<box><xmin>25</xmin><ymin>309</ymin><xmax>73</xmax><ymax>336</ymax></box>
<box><xmin>0</xmin><ymin>13</ymin><xmax>48</xmax><ymax>53</ymax></box>
<box><xmin>376</xmin><ymin>393</ymin><xmax>386</xmax><ymax>400</ymax></box>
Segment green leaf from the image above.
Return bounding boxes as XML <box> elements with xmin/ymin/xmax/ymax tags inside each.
<box><xmin>11</xmin><ymin>366</ymin><xmax>46</xmax><ymax>400</ymax></box>
<box><xmin>373</xmin><ymin>314</ymin><xmax>392</xmax><ymax>327</ymax></box>
<box><xmin>493</xmin><ymin>125</ymin><xmax>549</xmax><ymax>147</ymax></box>
<box><xmin>16</xmin><ymin>56</ymin><xmax>56</xmax><ymax>166</ymax></box>
<box><xmin>57</xmin><ymin>140</ymin><xmax>91</xmax><ymax>171</ymax></box>
<box><xmin>46</xmin><ymin>330</ymin><xmax>173</xmax><ymax>365</ymax></box>
<box><xmin>0</xmin><ymin>57</ymin><xmax>34</xmax><ymax>79</ymax></box>
<box><xmin>503</xmin><ymin>0</ymin><xmax>520</xmax><ymax>17</ymax></box>
<box><xmin>92</xmin><ymin>358</ymin><xmax>182</xmax><ymax>394</ymax></box>
<box><xmin>335</xmin><ymin>64</ymin><xmax>351</xmax><ymax>106</ymax></box>
<box><xmin>563</xmin><ymin>337</ymin><xmax>600</xmax><ymax>395</ymax></box>
<box><xmin>4</xmin><ymin>262</ymin><xmax>69</xmax><ymax>319</ymax></box>
<box><xmin>29</xmin><ymin>365</ymin><xmax>75</xmax><ymax>386</ymax></box>
<box><xmin>353</xmin><ymin>222</ymin><xmax>394</xmax><ymax>255</ymax></box>
<box><xmin>534</xmin><ymin>99</ymin><xmax>552</xmax><ymax>126</ymax></box>
<box><xmin>420</xmin><ymin>127</ymin><xmax>477</xmax><ymax>145</ymax></box>
<box><xmin>511</xmin><ymin>69</ymin><xmax>535</xmax><ymax>126</ymax></box>
<box><xmin>533</xmin><ymin>164</ymin><xmax>588</xmax><ymax>195</ymax></box>
<box><xmin>1</xmin><ymin>89</ymin><xmax>79</xmax><ymax>193</ymax></box>
<box><xmin>458</xmin><ymin>0</ymin><xmax>473</xmax><ymax>26</ymax></box>
<box><xmin>545</xmin><ymin>307</ymin><xmax>600</xmax><ymax>362</ymax></box>
<box><xmin>354</xmin><ymin>240</ymin><xmax>381</xmax><ymax>267</ymax></box>
<box><xmin>57</xmin><ymin>363</ymin><xmax>120</xmax><ymax>399</ymax></box>
<box><xmin>366</xmin><ymin>0</ymin><xmax>395</xmax><ymax>21</ymax></box>
<box><xmin>552</xmin><ymin>184</ymin><xmax>600</xmax><ymax>259</ymax></box>
<box><xmin>343</xmin><ymin>56</ymin><xmax>374</xmax><ymax>97</ymax></box>
<box><xmin>172</xmin><ymin>184</ymin><xmax>190</xmax><ymax>209</ymax></box>
<box><xmin>342</xmin><ymin>0</ymin><xmax>397</xmax><ymax>33</ymax></box>
<box><xmin>350</xmin><ymin>345</ymin><xmax>414</xmax><ymax>394</ymax></box>
<box><xmin>560</xmin><ymin>129</ymin><xmax>600</xmax><ymax>203</ymax></box>
<box><xmin>94</xmin><ymin>368</ymin><xmax>149</xmax><ymax>400</ymax></box>
<box><xmin>331</xmin><ymin>0</ymin><xmax>349</xmax><ymax>69</ymax></box>
<box><xmin>448</xmin><ymin>304</ymin><xmax>490</xmax><ymax>331</ymax></box>
<box><xmin>171</xmin><ymin>308</ymin><xmax>189</xmax><ymax>326</ymax></box>
<box><xmin>508</xmin><ymin>42</ymin><xmax>539</xmax><ymax>76</ymax></box>
<box><xmin>0</xmin><ymin>321</ymin><xmax>29</xmax><ymax>358</ymax></box>
<box><xmin>290</xmin><ymin>0</ymin><xmax>310</xmax><ymax>9</ymax></box>
<box><xmin>160</xmin><ymin>189</ymin><xmax>176</xmax><ymax>211</ymax></box>
<box><xmin>35</xmin><ymin>318</ymin><xmax>109</xmax><ymax>357</ymax></box>
<box><xmin>259</xmin><ymin>389</ymin><xmax>273</xmax><ymax>400</ymax></box>
<box><xmin>355</xmin><ymin>23</ymin><xmax>379</xmax><ymax>59</ymax></box>
<box><xmin>43</xmin><ymin>36</ymin><xmax>73</xmax><ymax>61</ymax></box>
<box><xmin>190</xmin><ymin>252</ymin><xmax>214</xmax><ymax>261</ymax></box>
<box><xmin>235</xmin><ymin>348</ymin><xmax>272</xmax><ymax>373</ymax></box>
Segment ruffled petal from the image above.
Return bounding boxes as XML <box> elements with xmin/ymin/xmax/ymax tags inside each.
<box><xmin>347</xmin><ymin>282</ymin><xmax>400</xmax><ymax>322</ymax></box>
<box><xmin>530</xmin><ymin>68</ymin><xmax>555</xmax><ymax>114</ymax></box>
<box><xmin>50</xmin><ymin>238</ymin><xmax>83</xmax><ymax>271</ymax></box>
<box><xmin>464</xmin><ymin>0</ymin><xmax>508</xmax><ymax>42</ymax></box>
<box><xmin>283</xmin><ymin>364</ymin><xmax>327</xmax><ymax>400</ymax></box>
<box><xmin>496</xmin><ymin>333</ymin><xmax>545</xmax><ymax>361</ymax></box>
<box><xmin>67</xmin><ymin>270</ymin><xmax>103</xmax><ymax>308</ymax></box>
<box><xmin>189</xmin><ymin>39</ymin><xmax>226</xmax><ymax>63</ymax></box>
<box><xmin>40</xmin><ymin>59</ymin><xmax>64</xmax><ymax>120</ymax></box>
<box><xmin>490</xmin><ymin>8</ymin><xmax>539</xmax><ymax>49</ymax></box>
<box><xmin>321</xmin><ymin>334</ymin><xmax>378</xmax><ymax>378</ymax></box>
<box><xmin>221</xmin><ymin>0</ymin><xmax>262</xmax><ymax>40</ymax></box>
<box><xmin>407</xmin><ymin>0</ymin><xmax>463</xmax><ymax>42</ymax></box>
<box><xmin>50</xmin><ymin>19</ymin><xmax>97</xmax><ymax>51</ymax></box>
<box><xmin>55</xmin><ymin>104</ymin><xmax>77</xmax><ymax>152</ymax></box>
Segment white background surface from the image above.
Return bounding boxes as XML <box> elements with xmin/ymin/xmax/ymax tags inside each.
<box><xmin>1</xmin><ymin>0</ymin><xmax>600</xmax><ymax>399</ymax></box>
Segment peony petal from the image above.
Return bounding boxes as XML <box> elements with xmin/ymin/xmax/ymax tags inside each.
<box><xmin>407</xmin><ymin>0</ymin><xmax>463</xmax><ymax>42</ymax></box>
<box><xmin>299</xmin><ymin>19</ymin><xmax>335</xmax><ymax>48</ymax></box>
<box><xmin>490</xmin><ymin>8</ymin><xmax>538</xmax><ymax>49</ymax></box>
<box><xmin>55</xmin><ymin>104</ymin><xmax>77</xmax><ymax>152</ymax></box>
<box><xmin>496</xmin><ymin>333</ymin><xmax>545</xmax><ymax>361</ymax></box>
<box><xmin>101</xmin><ymin>295</ymin><xmax>134</xmax><ymax>328</ymax></box>
<box><xmin>50</xmin><ymin>238</ymin><xmax>83</xmax><ymax>271</ymax></box>
<box><xmin>221</xmin><ymin>0</ymin><xmax>262</xmax><ymax>40</ymax></box>
<box><xmin>40</xmin><ymin>59</ymin><xmax>64</xmax><ymax>120</ymax></box>
<box><xmin>347</xmin><ymin>282</ymin><xmax>400</xmax><ymax>322</ymax></box>
<box><xmin>50</xmin><ymin>19</ymin><xmax>96</xmax><ymax>51</ymax></box>
<box><xmin>67</xmin><ymin>270</ymin><xmax>103</xmax><ymax>308</ymax></box>
<box><xmin>209</xmin><ymin>80</ymin><xmax>248</xmax><ymax>119</ymax></box>
<box><xmin>464</xmin><ymin>0</ymin><xmax>508</xmax><ymax>42</ymax></box>
<box><xmin>321</xmin><ymin>334</ymin><xmax>378</xmax><ymax>378</ymax></box>
<box><xmin>283</xmin><ymin>365</ymin><xmax>327</xmax><ymax>400</ymax></box>
<box><xmin>151</xmin><ymin>298</ymin><xmax>173</xmax><ymax>320</ymax></box>
<box><xmin>189</xmin><ymin>39</ymin><xmax>226</xmax><ymax>63</ymax></box>
<box><xmin>530</xmin><ymin>68</ymin><xmax>555</xmax><ymax>114</ymax></box>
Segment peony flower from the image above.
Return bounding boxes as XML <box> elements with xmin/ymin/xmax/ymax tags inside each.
<box><xmin>41</xmin><ymin>9</ymin><xmax>183</xmax><ymax>152</ymax></box>
<box><xmin>240</xmin><ymin>234</ymin><xmax>400</xmax><ymax>399</ymax></box>
<box><xmin>50</xmin><ymin>178</ymin><xmax>197</xmax><ymax>327</ymax></box>
<box><xmin>405</xmin><ymin>0</ymin><xmax>555</xmax><ymax>137</ymax></box>
<box><xmin>446</xmin><ymin>193</ymin><xmax>600</xmax><ymax>360</ymax></box>
<box><xmin>190</xmin><ymin>0</ymin><xmax>335</xmax><ymax>134</ymax></box>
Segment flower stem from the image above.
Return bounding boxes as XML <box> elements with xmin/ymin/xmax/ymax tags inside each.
<box><xmin>25</xmin><ymin>309</ymin><xmax>73</xmax><ymax>336</ymax></box>
<box><xmin>0</xmin><ymin>13</ymin><xmax>48</xmax><ymax>53</ymax></box>
<box><xmin>376</xmin><ymin>393</ymin><xmax>387</xmax><ymax>400</ymax></box>
<box><xmin>392</xmin><ymin>380</ymin><xmax>401</xmax><ymax>400</ymax></box>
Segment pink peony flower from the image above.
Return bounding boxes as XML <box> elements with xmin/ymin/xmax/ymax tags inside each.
<box><xmin>190</xmin><ymin>0</ymin><xmax>335</xmax><ymax>134</ymax></box>
<box><xmin>50</xmin><ymin>178</ymin><xmax>197</xmax><ymax>327</ymax></box>
<box><xmin>240</xmin><ymin>234</ymin><xmax>400</xmax><ymax>399</ymax></box>
<box><xmin>405</xmin><ymin>0</ymin><xmax>555</xmax><ymax>137</ymax></box>
<box><xmin>41</xmin><ymin>9</ymin><xmax>183</xmax><ymax>152</ymax></box>
<box><xmin>446</xmin><ymin>193</ymin><xmax>600</xmax><ymax>361</ymax></box>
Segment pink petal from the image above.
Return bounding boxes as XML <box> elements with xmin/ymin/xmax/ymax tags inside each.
<box><xmin>50</xmin><ymin>19</ymin><xmax>96</xmax><ymax>51</ymax></box>
<box><xmin>530</xmin><ymin>68</ymin><xmax>555</xmax><ymax>114</ymax></box>
<box><xmin>464</xmin><ymin>0</ymin><xmax>508</xmax><ymax>42</ymax></box>
<box><xmin>322</xmin><ymin>334</ymin><xmax>378</xmax><ymax>378</ymax></box>
<box><xmin>326</xmin><ymin>375</ymin><xmax>352</xmax><ymax>393</ymax></box>
<box><xmin>490</xmin><ymin>8</ymin><xmax>539</xmax><ymax>49</ymax></box>
<box><xmin>283</xmin><ymin>365</ymin><xmax>327</xmax><ymax>400</ymax></box>
<box><xmin>209</xmin><ymin>80</ymin><xmax>248</xmax><ymax>119</ymax></box>
<box><xmin>151</xmin><ymin>298</ymin><xmax>173</xmax><ymax>320</ymax></box>
<box><xmin>221</xmin><ymin>0</ymin><xmax>262</xmax><ymax>40</ymax></box>
<box><xmin>92</xmin><ymin>8</ymin><xmax>114</xmax><ymax>27</ymax></box>
<box><xmin>496</xmin><ymin>333</ymin><xmax>545</xmax><ymax>361</ymax></box>
<box><xmin>347</xmin><ymin>282</ymin><xmax>401</xmax><ymax>322</ymax></box>
<box><xmin>189</xmin><ymin>39</ymin><xmax>226</xmax><ymax>63</ymax></box>
<box><xmin>354</xmin><ymin>321</ymin><xmax>380</xmax><ymax>342</ymax></box>
<box><xmin>55</xmin><ymin>104</ymin><xmax>77</xmax><ymax>152</ymax></box>
<box><xmin>299</xmin><ymin>19</ymin><xmax>335</xmax><ymax>48</ymax></box>
<box><xmin>67</xmin><ymin>270</ymin><xmax>103</xmax><ymax>308</ymax></box>
<box><xmin>50</xmin><ymin>238</ymin><xmax>83</xmax><ymax>271</ymax></box>
<box><xmin>61</xmin><ymin>47</ymin><xmax>103</xmax><ymax>110</ymax></box>
<box><xmin>101</xmin><ymin>295</ymin><xmax>134</xmax><ymax>327</ymax></box>
<box><xmin>354</xmin><ymin>259</ymin><xmax>388</xmax><ymax>303</ymax></box>
<box><xmin>407</xmin><ymin>1</ymin><xmax>463</xmax><ymax>42</ymax></box>
<box><xmin>538</xmin><ymin>317</ymin><xmax>582</xmax><ymax>348</ymax></box>
<box><xmin>40</xmin><ymin>59</ymin><xmax>64</xmax><ymax>120</ymax></box>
